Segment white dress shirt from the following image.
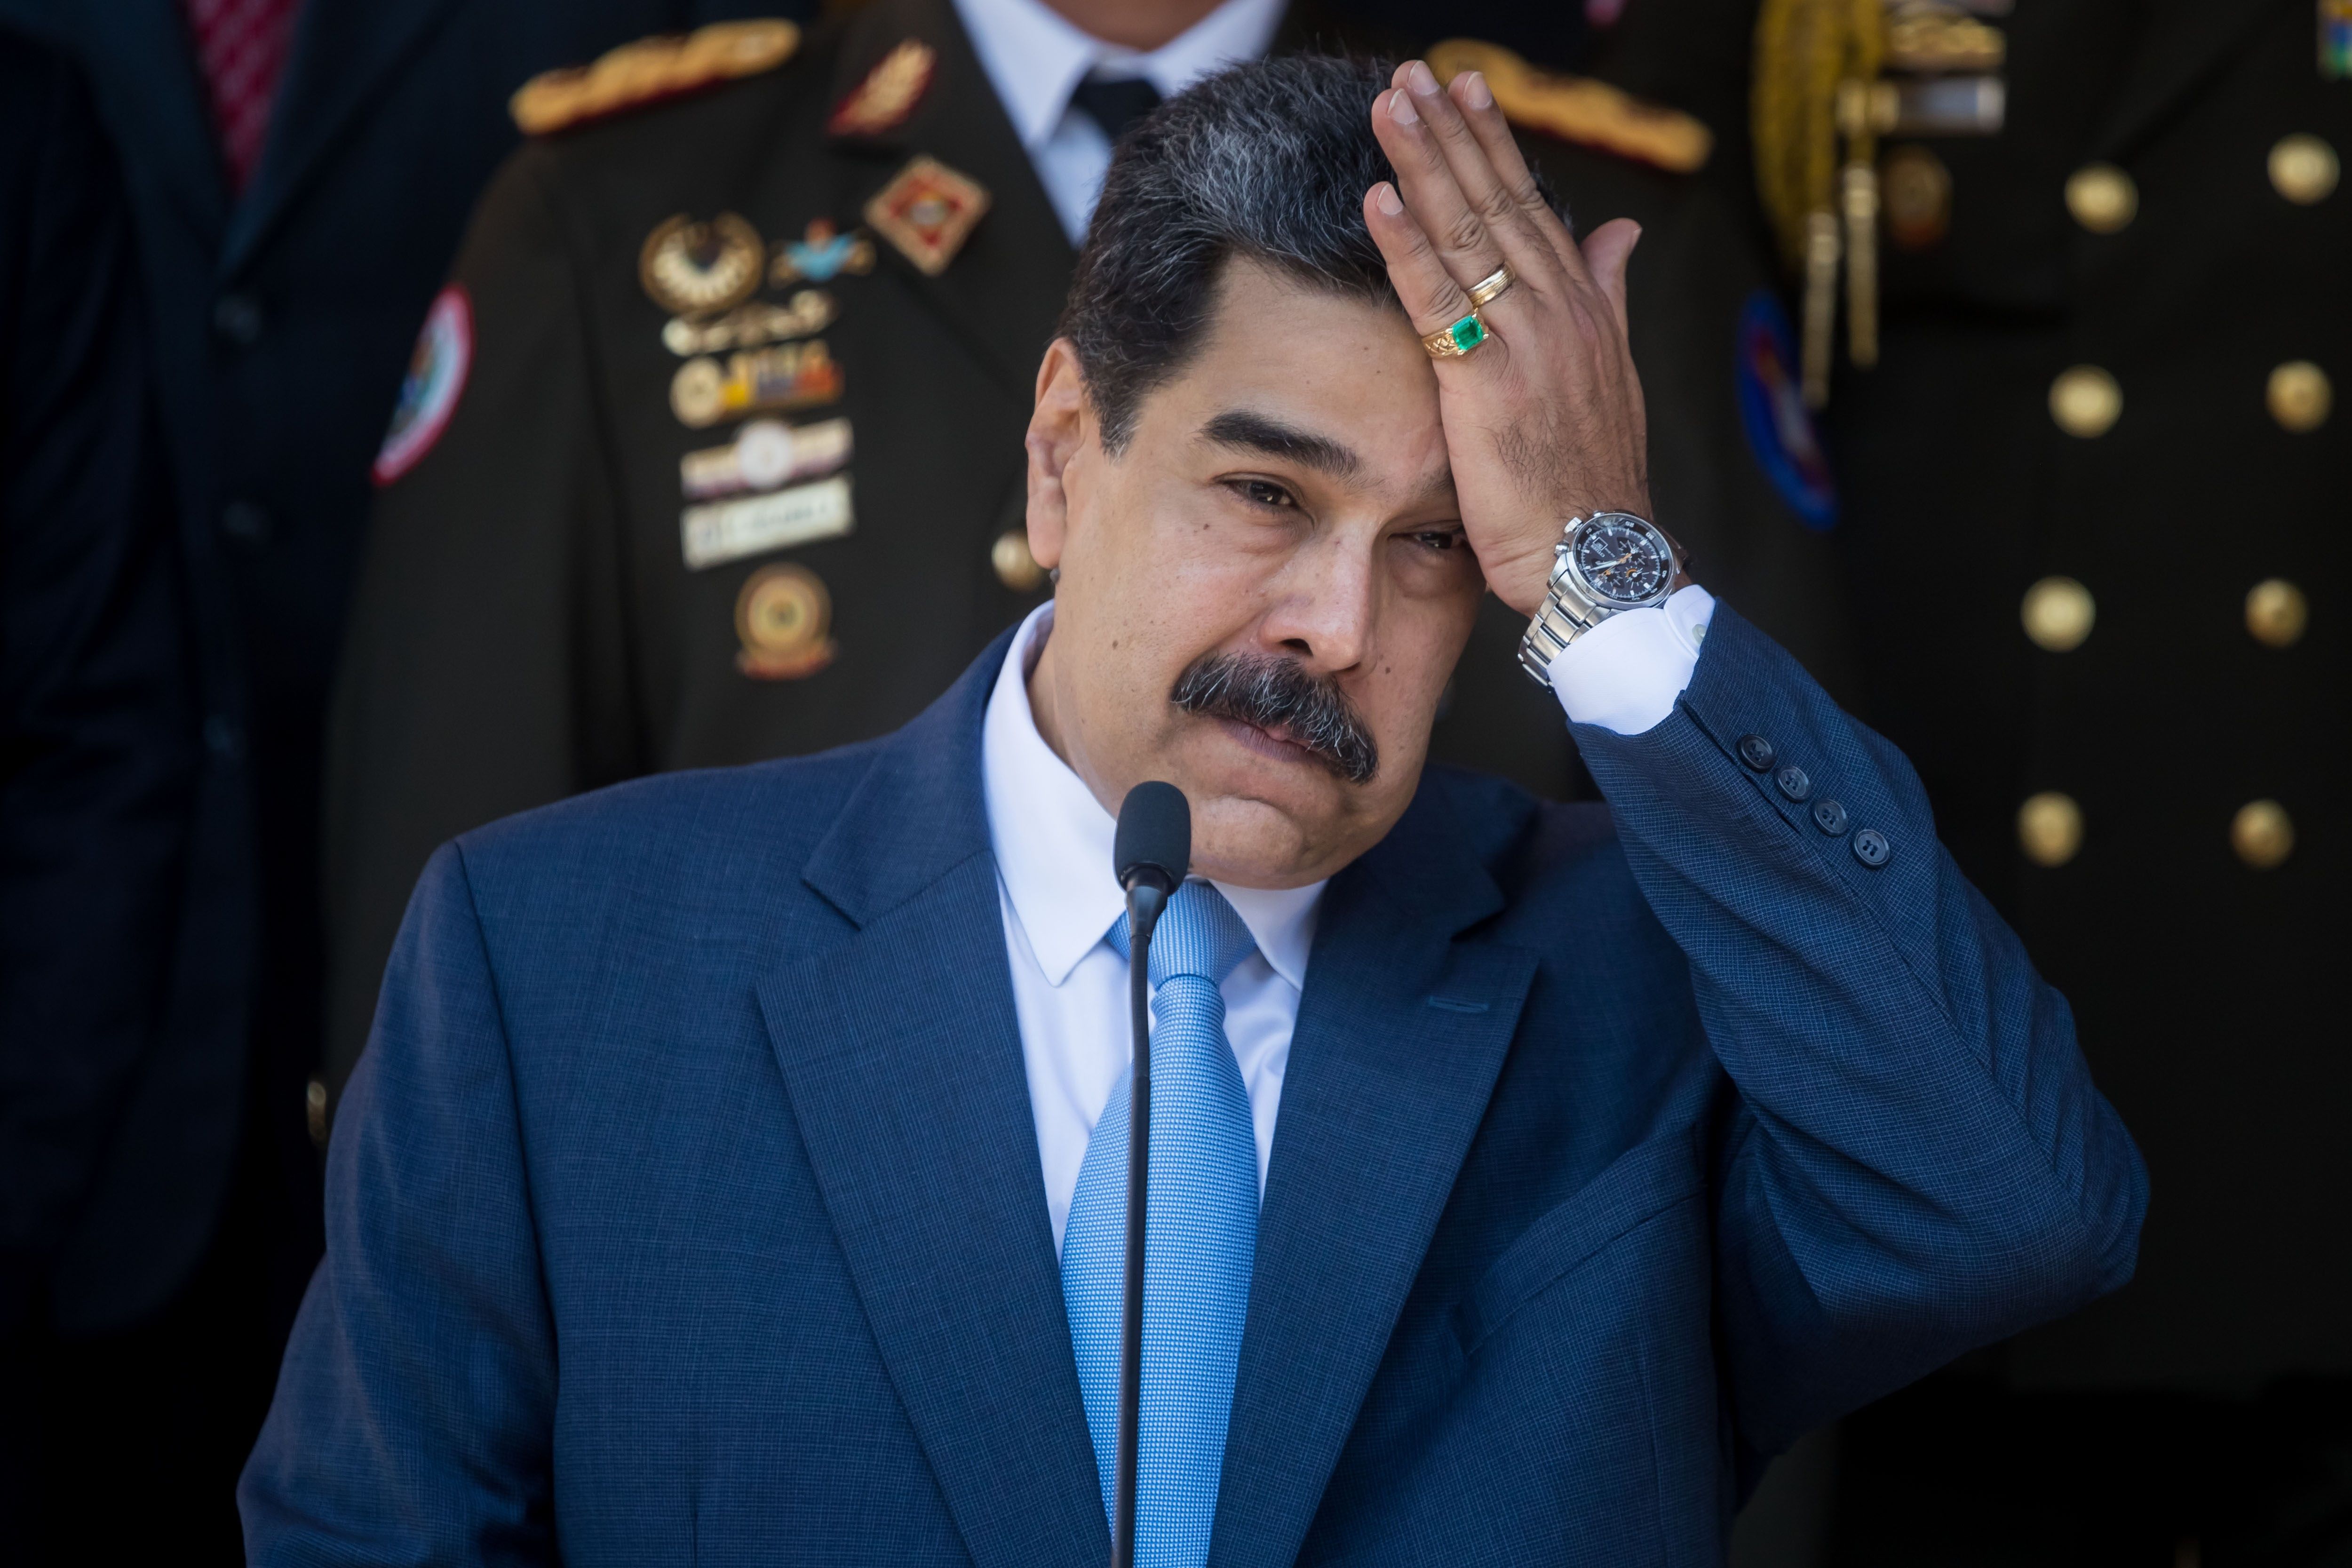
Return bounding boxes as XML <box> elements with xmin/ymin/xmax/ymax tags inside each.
<box><xmin>952</xmin><ymin>0</ymin><xmax>1286</xmax><ymax>242</ymax></box>
<box><xmin>982</xmin><ymin>589</ymin><xmax>1709</xmax><ymax>1250</ymax></box>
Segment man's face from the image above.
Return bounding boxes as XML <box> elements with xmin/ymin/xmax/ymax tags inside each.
<box><xmin>1024</xmin><ymin>259</ymin><xmax>1485</xmax><ymax>889</ymax></box>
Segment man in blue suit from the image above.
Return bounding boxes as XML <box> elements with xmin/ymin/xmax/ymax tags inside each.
<box><xmin>243</xmin><ymin>53</ymin><xmax>2145</xmax><ymax>1564</ymax></box>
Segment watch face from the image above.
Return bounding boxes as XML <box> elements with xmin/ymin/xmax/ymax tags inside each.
<box><xmin>1572</xmin><ymin>516</ymin><xmax>1673</xmax><ymax>605</ymax></box>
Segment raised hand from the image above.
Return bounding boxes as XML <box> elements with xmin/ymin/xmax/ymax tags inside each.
<box><xmin>1362</xmin><ymin>60</ymin><xmax>1653</xmax><ymax>617</ymax></box>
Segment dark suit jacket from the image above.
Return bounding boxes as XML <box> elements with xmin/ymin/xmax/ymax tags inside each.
<box><xmin>0</xmin><ymin>31</ymin><xmax>194</xmax><ymax>1335</ymax></box>
<box><xmin>0</xmin><ymin>0</ymin><xmax>801</xmax><ymax>1332</ymax></box>
<box><xmin>243</xmin><ymin>606</ymin><xmax>2143</xmax><ymax>1563</ymax></box>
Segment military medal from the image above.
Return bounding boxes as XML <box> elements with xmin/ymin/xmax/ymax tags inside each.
<box><xmin>639</xmin><ymin>212</ymin><xmax>765</xmax><ymax>315</ymax></box>
<box><xmin>663</xmin><ymin>289</ymin><xmax>838</xmax><ymax>355</ymax></box>
<box><xmin>827</xmin><ymin>39</ymin><xmax>937</xmax><ymax>137</ymax></box>
<box><xmin>373</xmin><ymin>284</ymin><xmax>473</xmax><ymax>485</ymax></box>
<box><xmin>865</xmin><ymin>156</ymin><xmax>990</xmax><ymax>276</ymax></box>
<box><xmin>670</xmin><ymin>340</ymin><xmax>843</xmax><ymax>427</ymax></box>
<box><xmin>769</xmin><ymin>219</ymin><xmax>876</xmax><ymax>286</ymax></box>
<box><xmin>680</xmin><ymin>416</ymin><xmax>852</xmax><ymax>499</ymax></box>
<box><xmin>734</xmin><ymin>562</ymin><xmax>837</xmax><ymax>679</ymax></box>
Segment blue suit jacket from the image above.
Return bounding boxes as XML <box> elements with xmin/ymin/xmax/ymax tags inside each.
<box><xmin>241</xmin><ymin>607</ymin><xmax>2145</xmax><ymax>1564</ymax></box>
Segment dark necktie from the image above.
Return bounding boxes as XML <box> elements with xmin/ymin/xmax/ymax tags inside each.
<box><xmin>1070</xmin><ymin>75</ymin><xmax>1164</xmax><ymax>145</ymax></box>
<box><xmin>182</xmin><ymin>0</ymin><xmax>303</xmax><ymax>192</ymax></box>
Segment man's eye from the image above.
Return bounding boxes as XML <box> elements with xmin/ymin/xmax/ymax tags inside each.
<box><xmin>1229</xmin><ymin>479</ymin><xmax>1297</xmax><ymax>509</ymax></box>
<box><xmin>1408</xmin><ymin>528</ymin><xmax>1467</xmax><ymax>552</ymax></box>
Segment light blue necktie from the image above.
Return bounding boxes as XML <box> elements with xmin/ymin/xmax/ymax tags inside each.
<box><xmin>1062</xmin><ymin>881</ymin><xmax>1260</xmax><ymax>1568</ymax></box>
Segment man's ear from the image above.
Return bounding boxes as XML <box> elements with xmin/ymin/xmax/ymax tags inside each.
<box><xmin>1025</xmin><ymin>338</ymin><xmax>1089</xmax><ymax>572</ymax></box>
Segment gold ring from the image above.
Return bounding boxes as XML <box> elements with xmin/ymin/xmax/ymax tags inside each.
<box><xmin>1466</xmin><ymin>263</ymin><xmax>1516</xmax><ymax>308</ymax></box>
<box><xmin>1422</xmin><ymin>309</ymin><xmax>1489</xmax><ymax>358</ymax></box>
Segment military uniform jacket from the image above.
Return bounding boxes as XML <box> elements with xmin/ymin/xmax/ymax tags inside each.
<box><xmin>1823</xmin><ymin>0</ymin><xmax>2350</xmax><ymax>1385</ymax></box>
<box><xmin>326</xmin><ymin>0</ymin><xmax>1852</xmax><ymax>1091</ymax></box>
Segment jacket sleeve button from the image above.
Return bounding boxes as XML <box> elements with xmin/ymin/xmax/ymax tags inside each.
<box><xmin>1774</xmin><ymin>764</ymin><xmax>1811</xmax><ymax>801</ymax></box>
<box><xmin>1812</xmin><ymin>798</ymin><xmax>1848</xmax><ymax>836</ymax></box>
<box><xmin>1851</xmin><ymin>828</ymin><xmax>1891</xmax><ymax>867</ymax></box>
<box><xmin>1738</xmin><ymin>734</ymin><xmax>1776</xmax><ymax>772</ymax></box>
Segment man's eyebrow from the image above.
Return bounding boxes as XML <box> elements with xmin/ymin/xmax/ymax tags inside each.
<box><xmin>1198</xmin><ymin>409</ymin><xmax>1361</xmax><ymax>479</ymax></box>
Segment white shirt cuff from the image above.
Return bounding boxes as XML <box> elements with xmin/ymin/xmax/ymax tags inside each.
<box><xmin>1546</xmin><ymin>585</ymin><xmax>1716</xmax><ymax>736</ymax></box>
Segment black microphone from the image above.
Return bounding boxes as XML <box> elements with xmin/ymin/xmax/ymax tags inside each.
<box><xmin>1107</xmin><ymin>781</ymin><xmax>1189</xmax><ymax>1568</ymax></box>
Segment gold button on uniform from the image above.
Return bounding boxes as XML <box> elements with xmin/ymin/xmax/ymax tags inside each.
<box><xmin>305</xmin><ymin>1077</ymin><xmax>329</xmax><ymax>1148</ymax></box>
<box><xmin>2269</xmin><ymin>134</ymin><xmax>2340</xmax><ymax>205</ymax></box>
<box><xmin>2050</xmin><ymin>366</ymin><xmax>2122</xmax><ymax>437</ymax></box>
<box><xmin>2066</xmin><ymin>163</ymin><xmax>2137</xmax><ymax>232</ymax></box>
<box><xmin>2266</xmin><ymin>360</ymin><xmax>2331</xmax><ymax>431</ymax></box>
<box><xmin>2021</xmin><ymin>575</ymin><xmax>2096</xmax><ymax>651</ymax></box>
<box><xmin>2245</xmin><ymin>578</ymin><xmax>2309</xmax><ymax>647</ymax></box>
<box><xmin>2018</xmin><ymin>792</ymin><xmax>2084</xmax><ymax>867</ymax></box>
<box><xmin>991</xmin><ymin>528</ymin><xmax>1045</xmax><ymax>591</ymax></box>
<box><xmin>2231</xmin><ymin>800</ymin><xmax>2294</xmax><ymax>868</ymax></box>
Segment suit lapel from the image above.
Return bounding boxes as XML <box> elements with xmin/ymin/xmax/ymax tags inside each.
<box><xmin>1209</xmin><ymin>780</ymin><xmax>1538</xmax><ymax>1568</ymax></box>
<box><xmin>223</xmin><ymin>0</ymin><xmax>463</xmax><ymax>273</ymax></box>
<box><xmin>77</xmin><ymin>0</ymin><xmax>231</xmax><ymax>248</ymax></box>
<box><xmin>827</xmin><ymin>0</ymin><xmax>1075</xmax><ymax>399</ymax></box>
<box><xmin>2091</xmin><ymin>0</ymin><xmax>2299</xmax><ymax>159</ymax></box>
<box><xmin>757</xmin><ymin>632</ymin><xmax>1106</xmax><ymax>1568</ymax></box>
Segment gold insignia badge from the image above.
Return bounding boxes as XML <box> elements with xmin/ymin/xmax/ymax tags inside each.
<box><xmin>864</xmin><ymin>156</ymin><xmax>990</xmax><ymax>277</ymax></box>
<box><xmin>510</xmin><ymin>20</ymin><xmax>800</xmax><ymax>136</ymax></box>
<box><xmin>670</xmin><ymin>340</ymin><xmax>843</xmax><ymax>427</ymax></box>
<box><xmin>735</xmin><ymin>563</ymin><xmax>836</xmax><ymax>679</ymax></box>
<box><xmin>1424</xmin><ymin>40</ymin><xmax>1711</xmax><ymax>174</ymax></box>
<box><xmin>828</xmin><ymin>39</ymin><xmax>937</xmax><ymax>138</ymax></box>
<box><xmin>640</xmin><ymin>213</ymin><xmax>766</xmax><ymax>315</ymax></box>
<box><xmin>663</xmin><ymin>289</ymin><xmax>838</xmax><ymax>355</ymax></box>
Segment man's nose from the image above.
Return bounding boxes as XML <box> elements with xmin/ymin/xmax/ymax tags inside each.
<box><xmin>1257</xmin><ymin>531</ymin><xmax>1377</xmax><ymax>674</ymax></box>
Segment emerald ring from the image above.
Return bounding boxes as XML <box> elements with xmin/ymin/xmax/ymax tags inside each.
<box><xmin>1422</xmin><ymin>310</ymin><xmax>1489</xmax><ymax>359</ymax></box>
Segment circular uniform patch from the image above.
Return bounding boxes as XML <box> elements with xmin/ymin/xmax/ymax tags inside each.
<box><xmin>373</xmin><ymin>284</ymin><xmax>473</xmax><ymax>486</ymax></box>
<box><xmin>734</xmin><ymin>562</ymin><xmax>836</xmax><ymax>680</ymax></box>
<box><xmin>1733</xmin><ymin>289</ymin><xmax>1837</xmax><ymax>530</ymax></box>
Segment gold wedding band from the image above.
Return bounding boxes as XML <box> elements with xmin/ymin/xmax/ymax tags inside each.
<box><xmin>1466</xmin><ymin>263</ymin><xmax>1516</xmax><ymax>308</ymax></box>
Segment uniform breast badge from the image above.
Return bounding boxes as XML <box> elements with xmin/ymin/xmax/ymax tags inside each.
<box><xmin>662</xmin><ymin>289</ymin><xmax>838</xmax><ymax>355</ymax></box>
<box><xmin>864</xmin><ymin>156</ymin><xmax>991</xmax><ymax>276</ymax></box>
<box><xmin>373</xmin><ymin>284</ymin><xmax>473</xmax><ymax>485</ymax></box>
<box><xmin>684</xmin><ymin>475</ymin><xmax>854</xmax><ymax>570</ymax></box>
<box><xmin>828</xmin><ymin>39</ymin><xmax>938</xmax><ymax>138</ymax></box>
<box><xmin>670</xmin><ymin>340</ymin><xmax>843</xmax><ymax>427</ymax></box>
<box><xmin>680</xmin><ymin>416</ymin><xmax>852</xmax><ymax>499</ymax></box>
<box><xmin>735</xmin><ymin>563</ymin><xmax>836</xmax><ymax>679</ymax></box>
<box><xmin>770</xmin><ymin>219</ymin><xmax>877</xmax><ymax>286</ymax></box>
<box><xmin>640</xmin><ymin>213</ymin><xmax>766</xmax><ymax>315</ymax></box>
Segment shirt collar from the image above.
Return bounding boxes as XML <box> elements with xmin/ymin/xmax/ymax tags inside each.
<box><xmin>981</xmin><ymin>601</ymin><xmax>1322</xmax><ymax>990</ymax></box>
<box><xmin>950</xmin><ymin>0</ymin><xmax>1287</xmax><ymax>152</ymax></box>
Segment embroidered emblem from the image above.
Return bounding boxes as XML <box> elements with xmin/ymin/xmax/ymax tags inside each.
<box><xmin>864</xmin><ymin>155</ymin><xmax>990</xmax><ymax>276</ymax></box>
<box><xmin>1734</xmin><ymin>290</ymin><xmax>1837</xmax><ymax>529</ymax></box>
<box><xmin>827</xmin><ymin>39</ymin><xmax>937</xmax><ymax>137</ymax></box>
<box><xmin>769</xmin><ymin>219</ymin><xmax>877</xmax><ymax>287</ymax></box>
<box><xmin>734</xmin><ymin>561</ymin><xmax>838</xmax><ymax>678</ymax></box>
<box><xmin>639</xmin><ymin>212</ymin><xmax>765</xmax><ymax>316</ymax></box>
<box><xmin>669</xmin><ymin>340</ymin><xmax>842</xmax><ymax>427</ymax></box>
<box><xmin>372</xmin><ymin>284</ymin><xmax>472</xmax><ymax>485</ymax></box>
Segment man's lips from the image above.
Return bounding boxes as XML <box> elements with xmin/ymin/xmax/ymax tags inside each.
<box><xmin>1210</xmin><ymin>714</ymin><xmax>1324</xmax><ymax>767</ymax></box>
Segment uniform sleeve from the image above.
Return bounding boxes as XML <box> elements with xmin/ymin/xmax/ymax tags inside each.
<box><xmin>323</xmin><ymin>147</ymin><xmax>636</xmax><ymax>1099</ymax></box>
<box><xmin>239</xmin><ymin>843</ymin><xmax>558</xmax><ymax>1564</ymax></box>
<box><xmin>1567</xmin><ymin>604</ymin><xmax>2146</xmax><ymax>1454</ymax></box>
<box><xmin>0</xmin><ymin>46</ymin><xmax>194</xmax><ymax>1328</ymax></box>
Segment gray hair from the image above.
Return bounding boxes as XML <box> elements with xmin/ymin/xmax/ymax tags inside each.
<box><xmin>1062</xmin><ymin>54</ymin><xmax>1528</xmax><ymax>451</ymax></box>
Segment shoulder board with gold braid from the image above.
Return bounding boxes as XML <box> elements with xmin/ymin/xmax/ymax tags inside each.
<box><xmin>1425</xmin><ymin>39</ymin><xmax>1711</xmax><ymax>175</ymax></box>
<box><xmin>511</xmin><ymin>19</ymin><xmax>800</xmax><ymax>137</ymax></box>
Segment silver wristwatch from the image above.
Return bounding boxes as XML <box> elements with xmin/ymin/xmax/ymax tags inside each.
<box><xmin>1516</xmin><ymin>512</ymin><xmax>1692</xmax><ymax>687</ymax></box>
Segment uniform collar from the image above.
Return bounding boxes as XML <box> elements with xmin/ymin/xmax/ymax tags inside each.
<box><xmin>981</xmin><ymin>601</ymin><xmax>1322</xmax><ymax>989</ymax></box>
<box><xmin>949</xmin><ymin>0</ymin><xmax>1286</xmax><ymax>153</ymax></box>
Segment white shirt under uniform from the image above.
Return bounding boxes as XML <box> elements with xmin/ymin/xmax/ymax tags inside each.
<box><xmin>983</xmin><ymin>591</ymin><xmax>1714</xmax><ymax>1248</ymax></box>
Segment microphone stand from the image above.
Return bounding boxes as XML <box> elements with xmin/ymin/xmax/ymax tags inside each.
<box><xmin>1112</xmin><ymin>877</ymin><xmax>1166</xmax><ymax>1568</ymax></box>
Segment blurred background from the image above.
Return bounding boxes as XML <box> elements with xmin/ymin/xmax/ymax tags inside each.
<box><xmin>0</xmin><ymin>0</ymin><xmax>2341</xmax><ymax>1561</ymax></box>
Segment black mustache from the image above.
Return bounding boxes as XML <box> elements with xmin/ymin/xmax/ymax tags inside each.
<box><xmin>1170</xmin><ymin>651</ymin><xmax>1379</xmax><ymax>785</ymax></box>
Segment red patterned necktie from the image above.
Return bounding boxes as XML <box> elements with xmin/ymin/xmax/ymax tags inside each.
<box><xmin>182</xmin><ymin>0</ymin><xmax>302</xmax><ymax>193</ymax></box>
